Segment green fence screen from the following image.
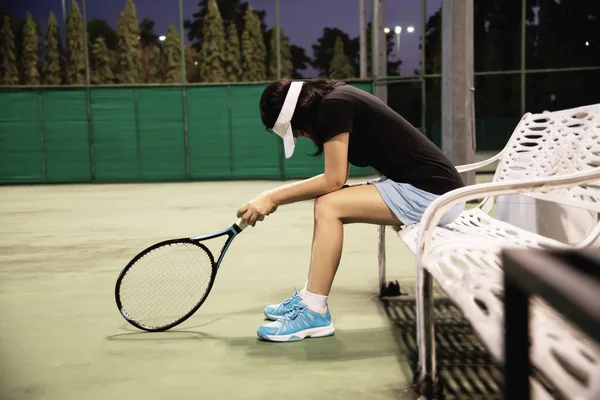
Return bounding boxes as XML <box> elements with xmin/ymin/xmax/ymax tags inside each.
<box><xmin>0</xmin><ymin>82</ymin><xmax>377</xmax><ymax>184</ymax></box>
<box><xmin>0</xmin><ymin>81</ymin><xmax>520</xmax><ymax>185</ymax></box>
<box><xmin>0</xmin><ymin>90</ymin><xmax>43</xmax><ymax>183</ymax></box>
<box><xmin>42</xmin><ymin>89</ymin><xmax>92</xmax><ymax>183</ymax></box>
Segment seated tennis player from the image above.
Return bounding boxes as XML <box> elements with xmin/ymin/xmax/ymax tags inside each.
<box><xmin>237</xmin><ymin>79</ymin><xmax>465</xmax><ymax>342</ymax></box>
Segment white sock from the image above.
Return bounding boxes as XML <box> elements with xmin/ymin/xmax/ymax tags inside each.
<box><xmin>300</xmin><ymin>279</ymin><xmax>309</xmax><ymax>296</ymax></box>
<box><xmin>300</xmin><ymin>289</ymin><xmax>328</xmax><ymax>313</ymax></box>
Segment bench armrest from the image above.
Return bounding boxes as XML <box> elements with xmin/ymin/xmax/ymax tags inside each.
<box><xmin>455</xmin><ymin>150</ymin><xmax>504</xmax><ymax>173</ymax></box>
<box><xmin>347</xmin><ymin>150</ymin><xmax>503</xmax><ymax>186</ymax></box>
<box><xmin>415</xmin><ymin>167</ymin><xmax>600</xmax><ymax>261</ymax></box>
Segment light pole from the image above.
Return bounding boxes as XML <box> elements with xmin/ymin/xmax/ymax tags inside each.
<box><xmin>386</xmin><ymin>25</ymin><xmax>415</xmax><ymax>59</ymax></box>
<box><xmin>388</xmin><ymin>25</ymin><xmax>414</xmax><ymax>74</ymax></box>
<box><xmin>394</xmin><ymin>26</ymin><xmax>402</xmax><ymax>56</ymax></box>
<box><xmin>61</xmin><ymin>0</ymin><xmax>66</xmax><ymax>25</ymax></box>
<box><xmin>394</xmin><ymin>26</ymin><xmax>415</xmax><ymax>57</ymax></box>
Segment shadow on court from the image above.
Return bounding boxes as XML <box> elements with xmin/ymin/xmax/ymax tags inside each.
<box><xmin>107</xmin><ymin>295</ymin><xmax>411</xmax><ymax>365</ymax></box>
<box><xmin>107</xmin><ymin>324</ymin><xmax>410</xmax><ymax>363</ymax></box>
<box><xmin>379</xmin><ymin>295</ymin><xmax>503</xmax><ymax>400</ymax></box>
<box><xmin>103</xmin><ymin>292</ymin><xmax>509</xmax><ymax>400</ymax></box>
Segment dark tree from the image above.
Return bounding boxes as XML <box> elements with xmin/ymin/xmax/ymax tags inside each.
<box><xmin>268</xmin><ymin>27</ymin><xmax>293</xmax><ymax>79</ymax></box>
<box><xmin>311</xmin><ymin>28</ymin><xmax>354</xmax><ymax>78</ymax></box>
<box><xmin>185</xmin><ymin>45</ymin><xmax>200</xmax><ymax>83</ymax></box>
<box><xmin>198</xmin><ymin>0</ymin><xmax>227</xmax><ymax>82</ymax></box>
<box><xmin>311</xmin><ymin>25</ymin><xmax>400</xmax><ymax>79</ymax></box>
<box><xmin>87</xmin><ymin>19</ymin><xmax>118</xmax><ymax>50</ymax></box>
<box><xmin>163</xmin><ymin>24</ymin><xmax>182</xmax><ymax>83</ymax></box>
<box><xmin>526</xmin><ymin>0</ymin><xmax>600</xmax><ymax>111</ymax></box>
<box><xmin>65</xmin><ymin>0</ymin><xmax>85</xmax><ymax>84</ymax></box>
<box><xmin>290</xmin><ymin>44</ymin><xmax>310</xmax><ymax>79</ymax></box>
<box><xmin>144</xmin><ymin>45</ymin><xmax>162</xmax><ymax>83</ymax></box>
<box><xmin>224</xmin><ymin>23</ymin><xmax>242</xmax><ymax>82</ymax></box>
<box><xmin>185</xmin><ymin>0</ymin><xmax>266</xmax><ymax>50</ymax></box>
<box><xmin>116</xmin><ymin>0</ymin><xmax>141</xmax><ymax>83</ymax></box>
<box><xmin>42</xmin><ymin>12</ymin><xmax>61</xmax><ymax>85</ymax></box>
<box><xmin>91</xmin><ymin>37</ymin><xmax>114</xmax><ymax>84</ymax></box>
<box><xmin>330</xmin><ymin>36</ymin><xmax>355</xmax><ymax>79</ymax></box>
<box><xmin>22</xmin><ymin>12</ymin><xmax>40</xmax><ymax>85</ymax></box>
<box><xmin>241</xmin><ymin>7</ymin><xmax>266</xmax><ymax>81</ymax></box>
<box><xmin>0</xmin><ymin>15</ymin><xmax>19</xmax><ymax>84</ymax></box>
<box><xmin>139</xmin><ymin>18</ymin><xmax>159</xmax><ymax>48</ymax></box>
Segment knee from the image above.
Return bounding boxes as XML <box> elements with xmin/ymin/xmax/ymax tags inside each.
<box><xmin>314</xmin><ymin>194</ymin><xmax>339</xmax><ymax>222</ymax></box>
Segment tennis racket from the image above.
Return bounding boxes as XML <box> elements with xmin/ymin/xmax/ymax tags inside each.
<box><xmin>115</xmin><ymin>217</ymin><xmax>249</xmax><ymax>332</ymax></box>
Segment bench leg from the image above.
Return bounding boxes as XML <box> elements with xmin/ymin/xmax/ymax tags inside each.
<box><xmin>377</xmin><ymin>225</ymin><xmax>401</xmax><ymax>297</ymax></box>
<box><xmin>415</xmin><ymin>267</ymin><xmax>439</xmax><ymax>397</ymax></box>
<box><xmin>503</xmin><ymin>273</ymin><xmax>531</xmax><ymax>399</ymax></box>
<box><xmin>378</xmin><ymin>225</ymin><xmax>386</xmax><ymax>295</ymax></box>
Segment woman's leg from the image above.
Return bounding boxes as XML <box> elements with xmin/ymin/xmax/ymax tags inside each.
<box><xmin>306</xmin><ymin>184</ymin><xmax>401</xmax><ymax>296</ymax></box>
<box><xmin>257</xmin><ymin>183</ymin><xmax>402</xmax><ymax>341</ymax></box>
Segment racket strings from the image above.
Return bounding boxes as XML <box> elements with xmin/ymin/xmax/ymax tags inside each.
<box><xmin>123</xmin><ymin>247</ymin><xmax>210</xmax><ymax>313</ymax></box>
<box><xmin>134</xmin><ymin>260</ymin><xmax>211</xmax><ymax>322</ymax></box>
<box><xmin>123</xmin><ymin>250</ymin><xmax>209</xmax><ymax>310</ymax></box>
<box><xmin>118</xmin><ymin>241</ymin><xmax>215</xmax><ymax>329</ymax></box>
<box><xmin>120</xmin><ymin>246</ymin><xmax>211</xmax><ymax>327</ymax></box>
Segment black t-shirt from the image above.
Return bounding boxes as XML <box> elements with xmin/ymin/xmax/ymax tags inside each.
<box><xmin>316</xmin><ymin>84</ymin><xmax>464</xmax><ymax>195</ymax></box>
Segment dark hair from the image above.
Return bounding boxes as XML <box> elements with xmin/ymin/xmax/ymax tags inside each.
<box><xmin>259</xmin><ymin>79</ymin><xmax>344</xmax><ymax>156</ymax></box>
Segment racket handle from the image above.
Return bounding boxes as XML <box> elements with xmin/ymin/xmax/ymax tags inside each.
<box><xmin>235</xmin><ymin>217</ymin><xmax>250</xmax><ymax>231</ymax></box>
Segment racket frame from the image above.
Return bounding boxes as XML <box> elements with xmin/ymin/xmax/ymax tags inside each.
<box><xmin>115</xmin><ymin>218</ymin><xmax>248</xmax><ymax>332</ymax></box>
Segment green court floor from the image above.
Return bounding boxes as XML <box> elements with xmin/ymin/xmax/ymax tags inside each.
<box><xmin>0</xmin><ymin>179</ymin><xmax>430</xmax><ymax>400</ymax></box>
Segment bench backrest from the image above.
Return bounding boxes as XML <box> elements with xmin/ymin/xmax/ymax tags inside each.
<box><xmin>492</xmin><ymin>103</ymin><xmax>600</xmax><ymax>212</ymax></box>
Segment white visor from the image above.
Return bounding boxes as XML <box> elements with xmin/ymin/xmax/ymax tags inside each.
<box><xmin>271</xmin><ymin>81</ymin><xmax>303</xmax><ymax>159</ymax></box>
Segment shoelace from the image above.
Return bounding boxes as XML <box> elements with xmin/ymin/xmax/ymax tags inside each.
<box><xmin>281</xmin><ymin>296</ymin><xmax>295</xmax><ymax>306</ymax></box>
<box><xmin>280</xmin><ymin>304</ymin><xmax>307</xmax><ymax>322</ymax></box>
<box><xmin>280</xmin><ymin>288</ymin><xmax>300</xmax><ymax>307</ymax></box>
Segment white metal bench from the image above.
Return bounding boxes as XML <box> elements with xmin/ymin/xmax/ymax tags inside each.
<box><xmin>376</xmin><ymin>104</ymin><xmax>600</xmax><ymax>399</ymax></box>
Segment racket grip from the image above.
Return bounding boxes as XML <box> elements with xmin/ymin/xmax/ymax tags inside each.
<box><xmin>235</xmin><ymin>218</ymin><xmax>250</xmax><ymax>231</ymax></box>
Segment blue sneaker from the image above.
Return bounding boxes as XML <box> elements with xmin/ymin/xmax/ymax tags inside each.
<box><xmin>263</xmin><ymin>288</ymin><xmax>303</xmax><ymax>320</ymax></box>
<box><xmin>257</xmin><ymin>303</ymin><xmax>335</xmax><ymax>342</ymax></box>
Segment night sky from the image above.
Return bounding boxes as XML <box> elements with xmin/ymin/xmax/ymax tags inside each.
<box><xmin>6</xmin><ymin>0</ymin><xmax>443</xmax><ymax>78</ymax></box>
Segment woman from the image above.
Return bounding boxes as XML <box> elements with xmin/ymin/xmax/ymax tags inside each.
<box><xmin>237</xmin><ymin>79</ymin><xmax>465</xmax><ymax>342</ymax></box>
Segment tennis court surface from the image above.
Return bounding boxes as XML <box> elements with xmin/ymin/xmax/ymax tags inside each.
<box><xmin>0</xmin><ymin>180</ymin><xmax>420</xmax><ymax>400</ymax></box>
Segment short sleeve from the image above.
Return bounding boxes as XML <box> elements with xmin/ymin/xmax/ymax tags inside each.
<box><xmin>316</xmin><ymin>99</ymin><xmax>354</xmax><ymax>143</ymax></box>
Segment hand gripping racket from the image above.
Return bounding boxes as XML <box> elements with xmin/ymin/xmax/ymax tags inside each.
<box><xmin>115</xmin><ymin>218</ymin><xmax>249</xmax><ymax>332</ymax></box>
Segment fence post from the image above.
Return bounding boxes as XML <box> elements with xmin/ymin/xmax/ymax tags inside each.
<box><xmin>85</xmin><ymin>87</ymin><xmax>95</xmax><ymax>183</ymax></box>
<box><xmin>134</xmin><ymin>88</ymin><xmax>142</xmax><ymax>181</ymax></box>
<box><xmin>178</xmin><ymin>0</ymin><xmax>187</xmax><ymax>84</ymax></box>
<box><xmin>182</xmin><ymin>87</ymin><xmax>190</xmax><ymax>180</ymax></box>
<box><xmin>227</xmin><ymin>85</ymin><xmax>234</xmax><ymax>174</ymax></box>
<box><xmin>359</xmin><ymin>0</ymin><xmax>367</xmax><ymax>79</ymax></box>
<box><xmin>38</xmin><ymin>91</ymin><xmax>47</xmax><ymax>183</ymax></box>
<box><xmin>81</xmin><ymin>0</ymin><xmax>95</xmax><ymax>182</ymax></box>
<box><xmin>179</xmin><ymin>0</ymin><xmax>190</xmax><ymax>180</ymax></box>
<box><xmin>441</xmin><ymin>0</ymin><xmax>476</xmax><ymax>186</ymax></box>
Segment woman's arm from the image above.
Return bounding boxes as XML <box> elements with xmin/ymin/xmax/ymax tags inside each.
<box><xmin>237</xmin><ymin>133</ymin><xmax>350</xmax><ymax>225</ymax></box>
<box><xmin>269</xmin><ymin>133</ymin><xmax>350</xmax><ymax>206</ymax></box>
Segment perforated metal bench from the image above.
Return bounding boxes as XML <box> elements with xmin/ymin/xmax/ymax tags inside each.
<box><xmin>376</xmin><ymin>104</ymin><xmax>600</xmax><ymax>399</ymax></box>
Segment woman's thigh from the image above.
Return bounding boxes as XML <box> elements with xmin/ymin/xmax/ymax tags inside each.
<box><xmin>315</xmin><ymin>184</ymin><xmax>402</xmax><ymax>226</ymax></box>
